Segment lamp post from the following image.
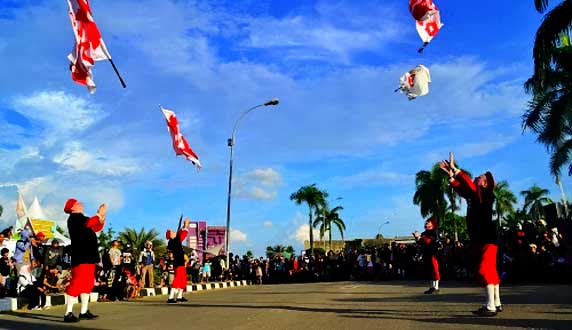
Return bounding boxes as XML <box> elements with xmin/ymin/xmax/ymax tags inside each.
<box><xmin>376</xmin><ymin>220</ymin><xmax>390</xmax><ymax>239</ymax></box>
<box><xmin>225</xmin><ymin>99</ymin><xmax>280</xmax><ymax>266</ymax></box>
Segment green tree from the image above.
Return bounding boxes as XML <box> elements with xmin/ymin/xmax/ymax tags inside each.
<box><xmin>504</xmin><ymin>209</ymin><xmax>528</xmax><ymax>228</ymax></box>
<box><xmin>313</xmin><ymin>204</ymin><xmax>345</xmax><ymax>251</ymax></box>
<box><xmin>521</xmin><ymin>185</ymin><xmax>552</xmax><ymax>220</ymax></box>
<box><xmin>523</xmin><ymin>1</ymin><xmax>572</xmax><ymax>176</ymax></box>
<box><xmin>266</xmin><ymin>245</ymin><xmax>290</xmax><ymax>258</ymax></box>
<box><xmin>118</xmin><ymin>227</ymin><xmax>166</xmax><ymax>259</ymax></box>
<box><xmin>413</xmin><ymin>163</ymin><xmax>450</xmax><ymax>225</ymax></box>
<box><xmin>441</xmin><ymin>212</ymin><xmax>468</xmax><ymax>241</ymax></box>
<box><xmin>290</xmin><ymin>184</ymin><xmax>328</xmax><ymax>255</ymax></box>
<box><xmin>494</xmin><ymin>181</ymin><xmax>518</xmax><ymax>228</ymax></box>
<box><xmin>97</xmin><ymin>227</ymin><xmax>115</xmax><ymax>251</ymax></box>
<box><xmin>0</xmin><ymin>204</ymin><xmax>3</xmax><ymax>218</ymax></box>
<box><xmin>246</xmin><ymin>250</ymin><xmax>254</xmax><ymax>259</ymax></box>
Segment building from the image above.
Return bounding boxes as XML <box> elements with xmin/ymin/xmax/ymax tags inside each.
<box><xmin>184</xmin><ymin>221</ymin><xmax>207</xmax><ymax>253</ymax></box>
<box><xmin>206</xmin><ymin>226</ymin><xmax>226</xmax><ymax>249</ymax></box>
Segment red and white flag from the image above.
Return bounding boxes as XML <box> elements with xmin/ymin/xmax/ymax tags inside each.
<box><xmin>397</xmin><ymin>65</ymin><xmax>431</xmax><ymax>100</ymax></box>
<box><xmin>409</xmin><ymin>0</ymin><xmax>443</xmax><ymax>51</ymax></box>
<box><xmin>67</xmin><ymin>0</ymin><xmax>111</xmax><ymax>94</ymax></box>
<box><xmin>161</xmin><ymin>106</ymin><xmax>202</xmax><ymax>169</ymax></box>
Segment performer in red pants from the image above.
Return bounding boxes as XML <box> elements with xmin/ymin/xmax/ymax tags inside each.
<box><xmin>440</xmin><ymin>152</ymin><xmax>501</xmax><ymax>316</ymax></box>
<box><xmin>166</xmin><ymin>220</ymin><xmax>190</xmax><ymax>303</ymax></box>
<box><xmin>63</xmin><ymin>199</ymin><xmax>106</xmax><ymax>323</ymax></box>
<box><xmin>413</xmin><ymin>217</ymin><xmax>440</xmax><ymax>294</ymax></box>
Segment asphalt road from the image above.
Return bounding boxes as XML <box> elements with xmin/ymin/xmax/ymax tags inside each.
<box><xmin>2</xmin><ymin>281</ymin><xmax>572</xmax><ymax>330</ymax></box>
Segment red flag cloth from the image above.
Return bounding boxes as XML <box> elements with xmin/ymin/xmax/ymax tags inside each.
<box><xmin>161</xmin><ymin>107</ymin><xmax>202</xmax><ymax>169</ymax></box>
<box><xmin>67</xmin><ymin>0</ymin><xmax>111</xmax><ymax>94</ymax></box>
<box><xmin>409</xmin><ymin>0</ymin><xmax>443</xmax><ymax>45</ymax></box>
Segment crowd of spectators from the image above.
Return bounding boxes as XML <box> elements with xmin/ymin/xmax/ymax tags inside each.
<box><xmin>0</xmin><ymin>217</ymin><xmax>570</xmax><ymax>309</ymax></box>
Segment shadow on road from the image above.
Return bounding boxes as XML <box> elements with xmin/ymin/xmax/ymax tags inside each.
<box><xmin>0</xmin><ymin>312</ymin><xmax>110</xmax><ymax>330</ymax></box>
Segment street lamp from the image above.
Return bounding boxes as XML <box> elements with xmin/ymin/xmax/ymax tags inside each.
<box><xmin>225</xmin><ymin>99</ymin><xmax>280</xmax><ymax>266</ymax></box>
<box><xmin>376</xmin><ymin>221</ymin><xmax>390</xmax><ymax>239</ymax></box>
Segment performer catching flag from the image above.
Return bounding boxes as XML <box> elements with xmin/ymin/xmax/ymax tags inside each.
<box><xmin>413</xmin><ymin>217</ymin><xmax>440</xmax><ymax>294</ymax></box>
<box><xmin>166</xmin><ymin>219</ymin><xmax>190</xmax><ymax>303</ymax></box>
<box><xmin>160</xmin><ymin>106</ymin><xmax>202</xmax><ymax>169</ymax></box>
<box><xmin>397</xmin><ymin>65</ymin><xmax>431</xmax><ymax>100</ymax></box>
<box><xmin>66</xmin><ymin>0</ymin><xmax>126</xmax><ymax>93</ymax></box>
<box><xmin>409</xmin><ymin>0</ymin><xmax>444</xmax><ymax>53</ymax></box>
<box><xmin>63</xmin><ymin>198</ymin><xmax>106</xmax><ymax>323</ymax></box>
<box><xmin>440</xmin><ymin>152</ymin><xmax>502</xmax><ymax>316</ymax></box>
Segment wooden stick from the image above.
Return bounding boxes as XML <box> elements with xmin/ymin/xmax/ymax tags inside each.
<box><xmin>107</xmin><ymin>59</ymin><xmax>127</xmax><ymax>88</ymax></box>
<box><xmin>418</xmin><ymin>42</ymin><xmax>429</xmax><ymax>54</ymax></box>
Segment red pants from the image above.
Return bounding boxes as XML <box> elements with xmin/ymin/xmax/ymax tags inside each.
<box><xmin>478</xmin><ymin>243</ymin><xmax>500</xmax><ymax>286</ymax></box>
<box><xmin>431</xmin><ymin>256</ymin><xmax>440</xmax><ymax>281</ymax></box>
<box><xmin>66</xmin><ymin>264</ymin><xmax>96</xmax><ymax>297</ymax></box>
<box><xmin>172</xmin><ymin>266</ymin><xmax>187</xmax><ymax>289</ymax></box>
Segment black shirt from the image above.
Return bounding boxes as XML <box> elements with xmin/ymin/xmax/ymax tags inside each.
<box><xmin>67</xmin><ymin>213</ymin><xmax>100</xmax><ymax>266</ymax></box>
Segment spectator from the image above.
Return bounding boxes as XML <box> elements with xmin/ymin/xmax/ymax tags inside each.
<box><xmin>14</xmin><ymin>230</ymin><xmax>32</xmax><ymax>273</ymax></box>
<box><xmin>17</xmin><ymin>264</ymin><xmax>46</xmax><ymax>310</ymax></box>
<box><xmin>44</xmin><ymin>239</ymin><xmax>63</xmax><ymax>269</ymax></box>
<box><xmin>138</xmin><ymin>241</ymin><xmax>155</xmax><ymax>288</ymax></box>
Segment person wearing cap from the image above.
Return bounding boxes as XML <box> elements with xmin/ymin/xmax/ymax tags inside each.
<box><xmin>138</xmin><ymin>241</ymin><xmax>155</xmax><ymax>288</ymax></box>
<box><xmin>62</xmin><ymin>198</ymin><xmax>106</xmax><ymax>323</ymax></box>
<box><xmin>413</xmin><ymin>217</ymin><xmax>441</xmax><ymax>294</ymax></box>
<box><xmin>31</xmin><ymin>232</ymin><xmax>46</xmax><ymax>265</ymax></box>
<box><xmin>13</xmin><ymin>229</ymin><xmax>32</xmax><ymax>273</ymax></box>
<box><xmin>440</xmin><ymin>152</ymin><xmax>501</xmax><ymax>317</ymax></box>
<box><xmin>165</xmin><ymin>220</ymin><xmax>190</xmax><ymax>303</ymax></box>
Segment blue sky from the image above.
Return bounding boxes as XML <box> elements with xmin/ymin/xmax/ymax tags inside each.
<box><xmin>0</xmin><ymin>0</ymin><xmax>566</xmax><ymax>256</ymax></box>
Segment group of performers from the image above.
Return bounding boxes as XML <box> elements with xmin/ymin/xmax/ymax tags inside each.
<box><xmin>61</xmin><ymin>152</ymin><xmax>501</xmax><ymax>322</ymax></box>
<box><xmin>62</xmin><ymin>199</ymin><xmax>191</xmax><ymax>323</ymax></box>
<box><xmin>414</xmin><ymin>152</ymin><xmax>502</xmax><ymax>317</ymax></box>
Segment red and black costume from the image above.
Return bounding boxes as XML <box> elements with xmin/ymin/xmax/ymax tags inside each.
<box><xmin>166</xmin><ymin>228</ymin><xmax>188</xmax><ymax>290</ymax></box>
<box><xmin>450</xmin><ymin>170</ymin><xmax>499</xmax><ymax>287</ymax></box>
<box><xmin>66</xmin><ymin>210</ymin><xmax>104</xmax><ymax>297</ymax></box>
<box><xmin>419</xmin><ymin>227</ymin><xmax>440</xmax><ymax>283</ymax></box>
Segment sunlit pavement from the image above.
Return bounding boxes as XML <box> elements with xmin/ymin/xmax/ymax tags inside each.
<box><xmin>2</xmin><ymin>281</ymin><xmax>572</xmax><ymax>330</ymax></box>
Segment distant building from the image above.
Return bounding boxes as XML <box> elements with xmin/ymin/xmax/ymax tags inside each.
<box><xmin>185</xmin><ymin>221</ymin><xmax>207</xmax><ymax>252</ymax></box>
<box><xmin>206</xmin><ymin>226</ymin><xmax>226</xmax><ymax>249</ymax></box>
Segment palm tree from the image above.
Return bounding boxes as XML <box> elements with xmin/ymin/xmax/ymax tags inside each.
<box><xmin>504</xmin><ymin>209</ymin><xmax>528</xmax><ymax>228</ymax></box>
<box><xmin>118</xmin><ymin>227</ymin><xmax>166</xmax><ymax>259</ymax></box>
<box><xmin>313</xmin><ymin>204</ymin><xmax>345</xmax><ymax>251</ymax></box>
<box><xmin>265</xmin><ymin>245</ymin><xmax>294</xmax><ymax>258</ymax></box>
<box><xmin>413</xmin><ymin>163</ymin><xmax>450</xmax><ymax>225</ymax></box>
<box><xmin>521</xmin><ymin>185</ymin><xmax>552</xmax><ymax>220</ymax></box>
<box><xmin>494</xmin><ymin>181</ymin><xmax>518</xmax><ymax>228</ymax></box>
<box><xmin>290</xmin><ymin>184</ymin><xmax>328</xmax><ymax>255</ymax></box>
<box><xmin>523</xmin><ymin>1</ymin><xmax>572</xmax><ymax>176</ymax></box>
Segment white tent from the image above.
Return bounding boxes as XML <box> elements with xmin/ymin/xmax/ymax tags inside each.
<box><xmin>28</xmin><ymin>196</ymin><xmax>47</xmax><ymax>220</ymax></box>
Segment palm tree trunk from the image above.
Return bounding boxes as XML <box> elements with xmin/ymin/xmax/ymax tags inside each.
<box><xmin>308</xmin><ymin>205</ymin><xmax>314</xmax><ymax>256</ymax></box>
<box><xmin>328</xmin><ymin>224</ymin><xmax>332</xmax><ymax>251</ymax></box>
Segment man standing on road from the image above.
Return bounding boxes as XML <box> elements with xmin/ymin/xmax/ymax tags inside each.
<box><xmin>166</xmin><ymin>220</ymin><xmax>190</xmax><ymax>303</ymax></box>
<box><xmin>139</xmin><ymin>241</ymin><xmax>155</xmax><ymax>288</ymax></box>
<box><xmin>440</xmin><ymin>152</ymin><xmax>502</xmax><ymax>317</ymax></box>
<box><xmin>63</xmin><ymin>198</ymin><xmax>106</xmax><ymax>323</ymax></box>
<box><xmin>413</xmin><ymin>217</ymin><xmax>441</xmax><ymax>294</ymax></box>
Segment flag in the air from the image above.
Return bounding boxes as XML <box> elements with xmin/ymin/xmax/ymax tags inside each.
<box><xmin>409</xmin><ymin>0</ymin><xmax>443</xmax><ymax>52</ymax></box>
<box><xmin>67</xmin><ymin>0</ymin><xmax>112</xmax><ymax>94</ymax></box>
<box><xmin>397</xmin><ymin>65</ymin><xmax>431</xmax><ymax>100</ymax></box>
<box><xmin>160</xmin><ymin>106</ymin><xmax>202</xmax><ymax>169</ymax></box>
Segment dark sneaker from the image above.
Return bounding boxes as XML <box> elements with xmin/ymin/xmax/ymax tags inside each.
<box><xmin>496</xmin><ymin>305</ymin><xmax>503</xmax><ymax>312</ymax></box>
<box><xmin>177</xmin><ymin>297</ymin><xmax>188</xmax><ymax>302</ymax></box>
<box><xmin>424</xmin><ymin>287</ymin><xmax>436</xmax><ymax>294</ymax></box>
<box><xmin>64</xmin><ymin>313</ymin><xmax>79</xmax><ymax>323</ymax></box>
<box><xmin>472</xmin><ymin>306</ymin><xmax>497</xmax><ymax>317</ymax></box>
<box><xmin>167</xmin><ymin>298</ymin><xmax>177</xmax><ymax>304</ymax></box>
<box><xmin>79</xmin><ymin>311</ymin><xmax>99</xmax><ymax>320</ymax></box>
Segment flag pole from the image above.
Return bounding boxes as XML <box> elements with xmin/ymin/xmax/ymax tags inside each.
<box><xmin>418</xmin><ymin>42</ymin><xmax>429</xmax><ymax>54</ymax></box>
<box><xmin>107</xmin><ymin>58</ymin><xmax>127</xmax><ymax>88</ymax></box>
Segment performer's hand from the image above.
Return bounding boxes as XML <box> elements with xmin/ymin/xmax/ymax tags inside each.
<box><xmin>412</xmin><ymin>231</ymin><xmax>420</xmax><ymax>239</ymax></box>
<box><xmin>449</xmin><ymin>152</ymin><xmax>459</xmax><ymax>173</ymax></box>
<box><xmin>183</xmin><ymin>219</ymin><xmax>191</xmax><ymax>229</ymax></box>
<box><xmin>97</xmin><ymin>204</ymin><xmax>107</xmax><ymax>220</ymax></box>
<box><xmin>438</xmin><ymin>161</ymin><xmax>453</xmax><ymax>177</ymax></box>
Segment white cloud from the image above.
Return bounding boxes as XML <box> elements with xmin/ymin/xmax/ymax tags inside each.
<box><xmin>53</xmin><ymin>141</ymin><xmax>139</xmax><ymax>177</ymax></box>
<box><xmin>230</xmin><ymin>228</ymin><xmax>248</xmax><ymax>243</ymax></box>
<box><xmin>244</xmin><ymin>168</ymin><xmax>282</xmax><ymax>186</ymax></box>
<box><xmin>263</xmin><ymin>221</ymin><xmax>273</xmax><ymax>228</ymax></box>
<box><xmin>291</xmin><ymin>224</ymin><xmax>320</xmax><ymax>244</ymax></box>
<box><xmin>13</xmin><ymin>91</ymin><xmax>104</xmax><ymax>134</ymax></box>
